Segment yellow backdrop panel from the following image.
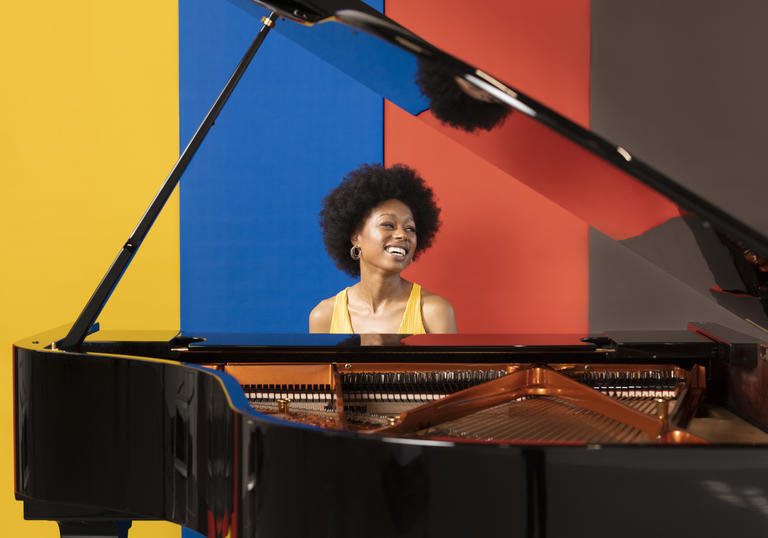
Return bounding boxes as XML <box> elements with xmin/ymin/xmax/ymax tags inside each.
<box><xmin>1</xmin><ymin>1</ymin><xmax>181</xmax><ymax>536</ymax></box>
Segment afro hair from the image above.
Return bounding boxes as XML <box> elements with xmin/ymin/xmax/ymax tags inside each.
<box><xmin>319</xmin><ymin>163</ymin><xmax>441</xmax><ymax>277</ymax></box>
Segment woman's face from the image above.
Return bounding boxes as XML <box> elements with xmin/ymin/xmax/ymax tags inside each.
<box><xmin>352</xmin><ymin>199</ymin><xmax>417</xmax><ymax>274</ymax></box>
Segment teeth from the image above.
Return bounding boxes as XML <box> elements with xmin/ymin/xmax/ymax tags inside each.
<box><xmin>387</xmin><ymin>247</ymin><xmax>406</xmax><ymax>256</ymax></box>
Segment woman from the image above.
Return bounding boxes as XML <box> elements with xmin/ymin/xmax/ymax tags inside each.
<box><xmin>309</xmin><ymin>163</ymin><xmax>456</xmax><ymax>334</ymax></box>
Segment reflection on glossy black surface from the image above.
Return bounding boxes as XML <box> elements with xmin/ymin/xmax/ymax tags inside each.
<box><xmin>414</xmin><ymin>58</ymin><xmax>510</xmax><ymax>132</ymax></box>
<box><xmin>227</xmin><ymin>0</ymin><xmax>379</xmax><ymax>24</ymax></box>
<box><xmin>186</xmin><ymin>332</ymin><xmax>357</xmax><ymax>347</ymax></box>
<box><xmin>184</xmin><ymin>332</ymin><xmax>595</xmax><ymax>348</ymax></box>
<box><xmin>275</xmin><ymin>9</ymin><xmax>431</xmax><ymax>114</ymax></box>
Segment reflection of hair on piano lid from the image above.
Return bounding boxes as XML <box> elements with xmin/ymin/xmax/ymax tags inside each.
<box><xmin>415</xmin><ymin>57</ymin><xmax>510</xmax><ymax>132</ymax></box>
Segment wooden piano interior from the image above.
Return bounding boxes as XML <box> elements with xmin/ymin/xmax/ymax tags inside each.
<box><xmin>195</xmin><ymin>361</ymin><xmax>768</xmax><ymax>445</ymax></box>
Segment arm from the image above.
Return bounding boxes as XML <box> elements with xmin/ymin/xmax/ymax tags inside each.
<box><xmin>421</xmin><ymin>292</ymin><xmax>457</xmax><ymax>334</ymax></box>
<box><xmin>309</xmin><ymin>298</ymin><xmax>334</xmax><ymax>333</ymax></box>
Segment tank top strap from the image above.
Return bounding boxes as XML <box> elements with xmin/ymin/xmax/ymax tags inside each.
<box><xmin>329</xmin><ymin>288</ymin><xmax>354</xmax><ymax>334</ymax></box>
<box><xmin>397</xmin><ymin>283</ymin><xmax>426</xmax><ymax>334</ymax></box>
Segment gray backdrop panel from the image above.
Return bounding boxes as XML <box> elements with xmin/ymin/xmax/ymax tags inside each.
<box><xmin>589</xmin><ymin>0</ymin><xmax>768</xmax><ymax>338</ymax></box>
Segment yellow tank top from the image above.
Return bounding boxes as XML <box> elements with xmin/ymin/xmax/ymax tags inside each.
<box><xmin>329</xmin><ymin>283</ymin><xmax>426</xmax><ymax>334</ymax></box>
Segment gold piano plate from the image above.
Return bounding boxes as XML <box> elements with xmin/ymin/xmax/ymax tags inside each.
<box><xmin>216</xmin><ymin>361</ymin><xmax>767</xmax><ymax>445</ymax></box>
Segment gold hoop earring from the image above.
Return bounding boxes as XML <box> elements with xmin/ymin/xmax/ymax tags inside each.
<box><xmin>350</xmin><ymin>245</ymin><xmax>361</xmax><ymax>260</ymax></box>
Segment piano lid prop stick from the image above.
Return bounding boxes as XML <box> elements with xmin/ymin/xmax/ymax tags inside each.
<box><xmin>60</xmin><ymin>12</ymin><xmax>279</xmax><ymax>350</ymax></box>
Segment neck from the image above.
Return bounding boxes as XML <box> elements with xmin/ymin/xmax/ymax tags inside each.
<box><xmin>353</xmin><ymin>265</ymin><xmax>410</xmax><ymax>313</ymax></box>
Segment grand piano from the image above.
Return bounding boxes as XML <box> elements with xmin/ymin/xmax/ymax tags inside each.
<box><xmin>14</xmin><ymin>1</ymin><xmax>768</xmax><ymax>537</ymax></box>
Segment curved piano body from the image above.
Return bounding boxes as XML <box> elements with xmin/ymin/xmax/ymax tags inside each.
<box><xmin>14</xmin><ymin>327</ymin><xmax>768</xmax><ymax>537</ymax></box>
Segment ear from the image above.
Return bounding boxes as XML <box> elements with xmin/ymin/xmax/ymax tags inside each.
<box><xmin>350</xmin><ymin>231</ymin><xmax>360</xmax><ymax>245</ymax></box>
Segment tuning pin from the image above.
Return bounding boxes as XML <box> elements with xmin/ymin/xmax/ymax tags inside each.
<box><xmin>277</xmin><ymin>398</ymin><xmax>290</xmax><ymax>414</ymax></box>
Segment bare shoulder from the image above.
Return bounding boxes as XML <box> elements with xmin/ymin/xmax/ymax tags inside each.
<box><xmin>420</xmin><ymin>287</ymin><xmax>457</xmax><ymax>334</ymax></box>
<box><xmin>309</xmin><ymin>296</ymin><xmax>335</xmax><ymax>333</ymax></box>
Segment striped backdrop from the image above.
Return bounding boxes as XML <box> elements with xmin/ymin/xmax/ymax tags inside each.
<box><xmin>2</xmin><ymin>1</ymin><xmax>589</xmax><ymax>537</ymax></box>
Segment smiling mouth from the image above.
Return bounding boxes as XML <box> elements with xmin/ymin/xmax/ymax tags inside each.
<box><xmin>386</xmin><ymin>246</ymin><xmax>408</xmax><ymax>257</ymax></box>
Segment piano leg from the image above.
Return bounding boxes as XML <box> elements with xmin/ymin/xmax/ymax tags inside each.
<box><xmin>57</xmin><ymin>520</ymin><xmax>132</xmax><ymax>538</ymax></box>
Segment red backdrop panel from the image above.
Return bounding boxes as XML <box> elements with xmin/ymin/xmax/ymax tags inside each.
<box><xmin>419</xmin><ymin>112</ymin><xmax>682</xmax><ymax>241</ymax></box>
<box><xmin>385</xmin><ymin>0</ymin><xmax>591</xmax><ymax>127</ymax></box>
<box><xmin>385</xmin><ymin>0</ymin><xmax>591</xmax><ymax>333</ymax></box>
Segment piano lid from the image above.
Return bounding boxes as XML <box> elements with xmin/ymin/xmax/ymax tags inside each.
<box><xmin>229</xmin><ymin>0</ymin><xmax>768</xmax><ymax>331</ymax></box>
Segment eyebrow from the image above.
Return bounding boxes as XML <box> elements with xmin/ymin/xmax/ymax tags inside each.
<box><xmin>377</xmin><ymin>213</ymin><xmax>415</xmax><ymax>221</ymax></box>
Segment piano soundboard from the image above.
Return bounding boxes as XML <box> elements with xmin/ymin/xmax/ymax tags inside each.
<box><xmin>218</xmin><ymin>362</ymin><xmax>714</xmax><ymax>444</ymax></box>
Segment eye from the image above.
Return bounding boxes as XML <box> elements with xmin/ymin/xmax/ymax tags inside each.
<box><xmin>380</xmin><ymin>222</ymin><xmax>395</xmax><ymax>229</ymax></box>
<box><xmin>406</xmin><ymin>226</ymin><xmax>417</xmax><ymax>233</ymax></box>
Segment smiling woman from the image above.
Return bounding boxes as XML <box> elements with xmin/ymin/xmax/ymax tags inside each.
<box><xmin>309</xmin><ymin>163</ymin><xmax>456</xmax><ymax>334</ymax></box>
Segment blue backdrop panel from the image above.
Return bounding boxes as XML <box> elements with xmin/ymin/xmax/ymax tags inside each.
<box><xmin>179</xmin><ymin>0</ymin><xmax>383</xmax><ymax>338</ymax></box>
<box><xmin>274</xmin><ymin>15</ymin><xmax>430</xmax><ymax>114</ymax></box>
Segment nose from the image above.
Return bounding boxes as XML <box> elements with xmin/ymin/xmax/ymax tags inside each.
<box><xmin>393</xmin><ymin>226</ymin><xmax>406</xmax><ymax>239</ymax></box>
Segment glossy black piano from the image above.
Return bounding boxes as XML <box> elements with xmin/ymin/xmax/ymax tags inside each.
<box><xmin>14</xmin><ymin>1</ymin><xmax>768</xmax><ymax>537</ymax></box>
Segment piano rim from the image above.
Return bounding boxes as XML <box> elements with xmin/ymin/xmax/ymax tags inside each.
<box><xmin>16</xmin><ymin>325</ymin><xmax>765</xmax><ymax>450</ymax></box>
